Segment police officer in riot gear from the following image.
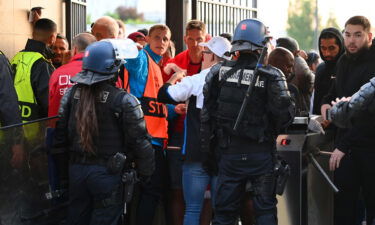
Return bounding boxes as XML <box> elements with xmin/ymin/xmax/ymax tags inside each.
<box><xmin>201</xmin><ymin>19</ymin><xmax>295</xmax><ymax>225</ymax></box>
<box><xmin>52</xmin><ymin>39</ymin><xmax>155</xmax><ymax>225</ymax></box>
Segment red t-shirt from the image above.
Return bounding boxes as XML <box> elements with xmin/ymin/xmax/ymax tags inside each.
<box><xmin>48</xmin><ymin>53</ymin><xmax>83</xmax><ymax>126</ymax></box>
<box><xmin>165</xmin><ymin>49</ymin><xmax>202</xmax><ymax>133</ymax></box>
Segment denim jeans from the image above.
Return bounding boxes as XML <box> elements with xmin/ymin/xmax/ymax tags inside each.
<box><xmin>182</xmin><ymin>162</ymin><xmax>217</xmax><ymax>225</ymax></box>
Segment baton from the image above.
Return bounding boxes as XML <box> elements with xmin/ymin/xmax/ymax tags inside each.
<box><xmin>233</xmin><ymin>38</ymin><xmax>270</xmax><ymax>131</ymax></box>
<box><xmin>0</xmin><ymin>115</ymin><xmax>60</xmax><ymax>130</ymax></box>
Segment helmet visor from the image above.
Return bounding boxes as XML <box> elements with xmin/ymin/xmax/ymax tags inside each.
<box><xmin>102</xmin><ymin>38</ymin><xmax>139</xmax><ymax>62</ymax></box>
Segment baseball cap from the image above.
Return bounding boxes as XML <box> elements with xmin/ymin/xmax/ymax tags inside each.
<box><xmin>127</xmin><ymin>32</ymin><xmax>146</xmax><ymax>42</ymax></box>
<box><xmin>199</xmin><ymin>36</ymin><xmax>232</xmax><ymax>59</ymax></box>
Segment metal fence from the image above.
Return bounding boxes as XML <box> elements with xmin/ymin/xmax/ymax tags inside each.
<box><xmin>66</xmin><ymin>0</ymin><xmax>87</xmax><ymax>45</ymax></box>
<box><xmin>192</xmin><ymin>0</ymin><xmax>257</xmax><ymax>36</ymax></box>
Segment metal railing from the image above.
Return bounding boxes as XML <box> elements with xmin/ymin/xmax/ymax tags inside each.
<box><xmin>193</xmin><ymin>0</ymin><xmax>258</xmax><ymax>36</ymax></box>
<box><xmin>66</xmin><ymin>0</ymin><xmax>87</xmax><ymax>45</ymax></box>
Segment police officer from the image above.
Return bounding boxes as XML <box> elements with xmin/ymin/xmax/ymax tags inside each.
<box><xmin>52</xmin><ymin>39</ymin><xmax>155</xmax><ymax>225</ymax></box>
<box><xmin>201</xmin><ymin>19</ymin><xmax>295</xmax><ymax>225</ymax></box>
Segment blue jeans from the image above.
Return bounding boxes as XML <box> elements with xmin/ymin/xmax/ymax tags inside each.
<box><xmin>182</xmin><ymin>162</ymin><xmax>217</xmax><ymax>225</ymax></box>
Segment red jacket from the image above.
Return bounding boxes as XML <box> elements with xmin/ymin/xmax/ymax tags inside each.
<box><xmin>164</xmin><ymin>49</ymin><xmax>202</xmax><ymax>133</ymax></box>
<box><xmin>48</xmin><ymin>53</ymin><xmax>83</xmax><ymax>120</ymax></box>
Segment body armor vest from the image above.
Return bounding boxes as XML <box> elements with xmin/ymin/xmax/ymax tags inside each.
<box><xmin>68</xmin><ymin>83</ymin><xmax>125</xmax><ymax>158</ymax></box>
<box><xmin>216</xmin><ymin>61</ymin><xmax>270</xmax><ymax>142</ymax></box>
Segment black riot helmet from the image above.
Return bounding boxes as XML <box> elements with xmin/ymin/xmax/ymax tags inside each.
<box><xmin>231</xmin><ymin>19</ymin><xmax>269</xmax><ymax>53</ymax></box>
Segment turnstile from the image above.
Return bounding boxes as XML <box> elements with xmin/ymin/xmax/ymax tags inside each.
<box><xmin>276</xmin><ymin>117</ymin><xmax>336</xmax><ymax>225</ymax></box>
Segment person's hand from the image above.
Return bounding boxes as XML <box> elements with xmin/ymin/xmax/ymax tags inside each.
<box><xmin>329</xmin><ymin>148</ymin><xmax>345</xmax><ymax>171</ymax></box>
<box><xmin>164</xmin><ymin>63</ymin><xmax>185</xmax><ymax>75</ymax></box>
<box><xmin>321</xmin><ymin>104</ymin><xmax>331</xmax><ymax>121</ymax></box>
<box><xmin>331</xmin><ymin>97</ymin><xmax>351</xmax><ymax>106</ymax></box>
<box><xmin>11</xmin><ymin>144</ymin><xmax>25</xmax><ymax>168</ymax></box>
<box><xmin>167</xmin><ymin>71</ymin><xmax>186</xmax><ymax>84</ymax></box>
<box><xmin>136</xmin><ymin>43</ymin><xmax>144</xmax><ymax>50</ymax></box>
<box><xmin>174</xmin><ymin>104</ymin><xmax>187</xmax><ymax>115</ymax></box>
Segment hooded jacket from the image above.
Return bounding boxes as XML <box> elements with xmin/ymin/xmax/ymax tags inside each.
<box><xmin>312</xmin><ymin>28</ymin><xmax>344</xmax><ymax>114</ymax></box>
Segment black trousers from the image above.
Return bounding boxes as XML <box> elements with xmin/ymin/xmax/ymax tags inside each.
<box><xmin>136</xmin><ymin>145</ymin><xmax>168</xmax><ymax>225</ymax></box>
<box><xmin>213</xmin><ymin>152</ymin><xmax>277</xmax><ymax>225</ymax></box>
<box><xmin>334</xmin><ymin>151</ymin><xmax>375</xmax><ymax>225</ymax></box>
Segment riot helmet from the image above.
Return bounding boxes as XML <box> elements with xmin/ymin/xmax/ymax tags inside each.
<box><xmin>231</xmin><ymin>19</ymin><xmax>269</xmax><ymax>53</ymax></box>
<box><xmin>71</xmin><ymin>38</ymin><xmax>138</xmax><ymax>85</ymax></box>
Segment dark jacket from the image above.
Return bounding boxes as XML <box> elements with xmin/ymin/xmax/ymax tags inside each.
<box><xmin>313</xmin><ymin>28</ymin><xmax>344</xmax><ymax>115</ymax></box>
<box><xmin>0</xmin><ymin>52</ymin><xmax>22</xmax><ymax>126</ymax></box>
<box><xmin>322</xmin><ymin>39</ymin><xmax>375</xmax><ymax>153</ymax></box>
<box><xmin>14</xmin><ymin>39</ymin><xmax>55</xmax><ymax>118</ymax></box>
<box><xmin>53</xmin><ymin>82</ymin><xmax>155</xmax><ymax>177</ymax></box>
<box><xmin>291</xmin><ymin>56</ymin><xmax>314</xmax><ymax>115</ymax></box>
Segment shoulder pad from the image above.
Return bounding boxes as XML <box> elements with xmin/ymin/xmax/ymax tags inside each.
<box><xmin>121</xmin><ymin>91</ymin><xmax>141</xmax><ymax>110</ymax></box>
<box><xmin>258</xmin><ymin>65</ymin><xmax>285</xmax><ymax>78</ymax></box>
<box><xmin>210</xmin><ymin>62</ymin><xmax>223</xmax><ymax>74</ymax></box>
<box><xmin>205</xmin><ymin>63</ymin><xmax>221</xmax><ymax>83</ymax></box>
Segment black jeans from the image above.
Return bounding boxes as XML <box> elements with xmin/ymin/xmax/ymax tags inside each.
<box><xmin>136</xmin><ymin>145</ymin><xmax>168</xmax><ymax>225</ymax></box>
<box><xmin>213</xmin><ymin>152</ymin><xmax>277</xmax><ymax>225</ymax></box>
<box><xmin>334</xmin><ymin>151</ymin><xmax>375</xmax><ymax>225</ymax></box>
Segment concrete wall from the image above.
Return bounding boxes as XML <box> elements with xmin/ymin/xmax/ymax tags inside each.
<box><xmin>0</xmin><ymin>0</ymin><xmax>65</xmax><ymax>59</ymax></box>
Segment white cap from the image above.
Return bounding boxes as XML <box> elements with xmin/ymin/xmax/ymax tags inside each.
<box><xmin>199</xmin><ymin>36</ymin><xmax>232</xmax><ymax>59</ymax></box>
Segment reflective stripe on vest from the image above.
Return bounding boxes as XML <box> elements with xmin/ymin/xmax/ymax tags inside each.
<box><xmin>123</xmin><ymin>53</ymin><xmax>168</xmax><ymax>139</ymax></box>
<box><xmin>11</xmin><ymin>51</ymin><xmax>45</xmax><ymax>140</ymax></box>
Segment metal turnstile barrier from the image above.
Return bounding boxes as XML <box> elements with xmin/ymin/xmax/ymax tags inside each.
<box><xmin>276</xmin><ymin>116</ymin><xmax>337</xmax><ymax>225</ymax></box>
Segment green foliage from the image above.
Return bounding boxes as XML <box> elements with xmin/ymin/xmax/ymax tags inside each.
<box><xmin>103</xmin><ymin>6</ymin><xmax>154</xmax><ymax>25</ymax></box>
<box><xmin>86</xmin><ymin>13</ymin><xmax>92</xmax><ymax>25</ymax></box>
<box><xmin>287</xmin><ymin>0</ymin><xmax>316</xmax><ymax>50</ymax></box>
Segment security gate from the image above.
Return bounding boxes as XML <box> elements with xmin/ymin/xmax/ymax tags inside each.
<box><xmin>66</xmin><ymin>0</ymin><xmax>87</xmax><ymax>45</ymax></box>
<box><xmin>192</xmin><ymin>0</ymin><xmax>258</xmax><ymax>36</ymax></box>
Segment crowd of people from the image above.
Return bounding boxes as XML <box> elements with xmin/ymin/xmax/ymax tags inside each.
<box><xmin>0</xmin><ymin>11</ymin><xmax>375</xmax><ymax>225</ymax></box>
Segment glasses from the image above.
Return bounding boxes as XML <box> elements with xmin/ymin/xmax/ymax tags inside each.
<box><xmin>202</xmin><ymin>50</ymin><xmax>213</xmax><ymax>54</ymax></box>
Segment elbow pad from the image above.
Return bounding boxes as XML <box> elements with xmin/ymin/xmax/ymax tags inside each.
<box><xmin>348</xmin><ymin>78</ymin><xmax>375</xmax><ymax>112</ymax></box>
<box><xmin>261</xmin><ymin>66</ymin><xmax>296</xmax><ymax>128</ymax></box>
<box><xmin>121</xmin><ymin>92</ymin><xmax>155</xmax><ymax>177</ymax></box>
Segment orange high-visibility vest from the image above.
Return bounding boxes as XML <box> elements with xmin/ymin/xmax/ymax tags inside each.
<box><xmin>123</xmin><ymin>52</ymin><xmax>168</xmax><ymax>139</ymax></box>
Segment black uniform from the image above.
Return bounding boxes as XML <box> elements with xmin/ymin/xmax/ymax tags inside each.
<box><xmin>0</xmin><ymin>52</ymin><xmax>21</xmax><ymax>127</ymax></box>
<box><xmin>201</xmin><ymin>54</ymin><xmax>295</xmax><ymax>225</ymax></box>
<box><xmin>53</xmin><ymin>82</ymin><xmax>155</xmax><ymax>225</ymax></box>
<box><xmin>313</xmin><ymin>28</ymin><xmax>344</xmax><ymax>115</ymax></box>
<box><xmin>322</xmin><ymin>39</ymin><xmax>375</xmax><ymax>225</ymax></box>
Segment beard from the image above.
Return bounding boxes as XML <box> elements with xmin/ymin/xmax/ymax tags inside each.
<box><xmin>345</xmin><ymin>41</ymin><xmax>370</xmax><ymax>60</ymax></box>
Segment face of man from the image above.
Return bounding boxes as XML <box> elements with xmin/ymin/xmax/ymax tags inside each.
<box><xmin>184</xmin><ymin>29</ymin><xmax>206</xmax><ymax>55</ymax></box>
<box><xmin>52</xmin><ymin>38</ymin><xmax>69</xmax><ymax>64</ymax></box>
<box><xmin>320</xmin><ymin>38</ymin><xmax>340</xmax><ymax>61</ymax></box>
<box><xmin>280</xmin><ymin>55</ymin><xmax>294</xmax><ymax>78</ymax></box>
<box><xmin>344</xmin><ymin>24</ymin><xmax>372</xmax><ymax>54</ymax></box>
<box><xmin>147</xmin><ymin>29</ymin><xmax>171</xmax><ymax>56</ymax></box>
